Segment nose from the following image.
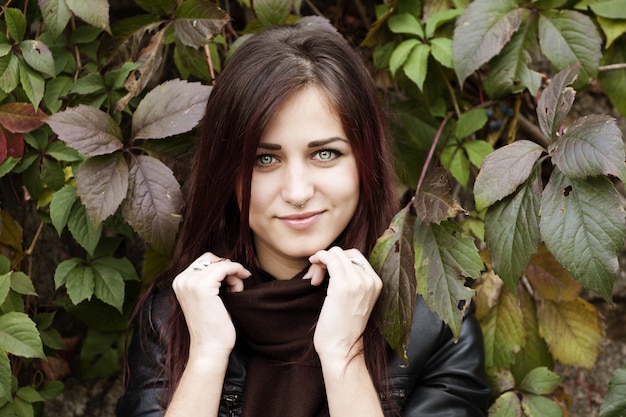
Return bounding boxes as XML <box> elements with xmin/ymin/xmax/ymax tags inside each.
<box><xmin>281</xmin><ymin>161</ymin><xmax>314</xmax><ymax>207</ymax></box>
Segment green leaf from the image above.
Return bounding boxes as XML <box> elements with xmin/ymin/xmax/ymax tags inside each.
<box><xmin>425</xmin><ymin>8</ymin><xmax>464</xmax><ymax>39</ymax></box>
<box><xmin>370</xmin><ymin>207</ymin><xmax>417</xmax><ymax>361</ymax></box>
<box><xmin>550</xmin><ymin>114</ymin><xmax>625</xmax><ymax>179</ymax></box>
<box><xmin>68</xmin><ymin>201</ymin><xmax>103</xmax><ymax>256</ymax></box>
<box><xmin>50</xmin><ymin>185</ymin><xmax>77</xmax><ymax>236</ymax></box>
<box><xmin>15</xmin><ymin>387</ymin><xmax>44</xmax><ymax>403</ymax></box>
<box><xmin>600</xmin><ymin>363</ymin><xmax>626</xmax><ymax>417</ymax></box>
<box><xmin>480</xmin><ymin>285</ymin><xmax>525</xmax><ymax>368</ymax></box>
<box><xmin>3</xmin><ymin>7</ymin><xmax>26</xmax><ymax>42</ymax></box>
<box><xmin>97</xmin><ymin>256</ymin><xmax>139</xmax><ymax>282</ymax></box>
<box><xmin>75</xmin><ymin>154</ymin><xmax>129</xmax><ymax>226</ymax></box>
<box><xmin>403</xmin><ymin>43</ymin><xmax>430</xmax><ymax>90</ymax></box>
<box><xmin>414</xmin><ymin>220</ymin><xmax>479</xmax><ymax>338</ymax></box>
<box><xmin>474</xmin><ymin>140</ymin><xmax>545</xmax><ymax>211</ymax></box>
<box><xmin>519</xmin><ymin>367</ymin><xmax>561</xmax><ymax>395</ymax></box>
<box><xmin>484</xmin><ymin>14</ymin><xmax>542</xmax><ymax>98</ymax></box>
<box><xmin>132</xmin><ymin>79</ymin><xmax>212</xmax><ymax>140</ymax></box>
<box><xmin>0</xmin><ymin>103</ymin><xmax>45</xmax><ymax>133</ymax></box>
<box><xmin>69</xmin><ymin>73</ymin><xmax>106</xmax><ymax>95</ymax></box>
<box><xmin>441</xmin><ymin>143</ymin><xmax>470</xmax><ymax>188</ymax></box>
<box><xmin>54</xmin><ymin>257</ymin><xmax>79</xmax><ymax>288</ymax></box>
<box><xmin>65</xmin><ymin>0</ymin><xmax>111</xmax><ymax>33</ymax></box>
<box><xmin>0</xmin><ymin>273</ymin><xmax>10</xmax><ymax>307</ymax></box>
<box><xmin>91</xmin><ymin>262</ymin><xmax>125</xmax><ymax>312</ymax></box>
<box><xmin>41</xmin><ymin>156</ymin><xmax>65</xmax><ymax>190</ymax></box>
<box><xmin>44</xmin><ymin>76</ymin><xmax>73</xmax><ymax>113</ymax></box>
<box><xmin>389</xmin><ymin>39</ymin><xmax>420</xmax><ymax>76</ymax></box>
<box><xmin>488</xmin><ymin>391</ymin><xmax>522</xmax><ymax>417</ymax></box>
<box><xmin>521</xmin><ymin>394</ymin><xmax>562</xmax><ymax>417</ymax></box>
<box><xmin>135</xmin><ymin>0</ymin><xmax>177</xmax><ymax>15</ymax></box>
<box><xmin>18</xmin><ymin>64</ymin><xmax>45</xmax><ymax>110</ymax></box>
<box><xmin>9</xmin><ymin>272</ymin><xmax>36</xmax><ymax>296</ymax></box>
<box><xmin>79</xmin><ymin>329</ymin><xmax>123</xmax><ymax>377</ymax></box>
<box><xmin>0</xmin><ymin>312</ymin><xmax>45</xmax><ymax>358</ymax></box>
<box><xmin>452</xmin><ymin>0</ymin><xmax>524</xmax><ymax>85</ymax></box>
<box><xmin>540</xmin><ymin>170</ymin><xmax>625</xmax><ymax>301</ymax></box>
<box><xmin>429</xmin><ymin>37</ymin><xmax>453</xmax><ymax>68</ymax></box>
<box><xmin>45</xmin><ymin>140</ymin><xmax>82</xmax><ymax>162</ymax></box>
<box><xmin>121</xmin><ymin>155</ymin><xmax>182</xmax><ymax>254</ymax></box>
<box><xmin>0</xmin><ymin>353</ymin><xmax>10</xmax><ymax>402</ymax></box>
<box><xmin>253</xmin><ymin>0</ymin><xmax>292</xmax><ymax>26</ymax></box>
<box><xmin>174</xmin><ymin>0</ymin><xmax>230</xmax><ymax>48</ymax></box>
<box><xmin>46</xmin><ymin>105</ymin><xmax>123</xmax><ymax>156</ymax></box>
<box><xmin>39</xmin><ymin>0</ymin><xmax>72</xmax><ymax>39</ymax></box>
<box><xmin>18</xmin><ymin>41</ymin><xmax>55</xmax><ymax>77</ymax></box>
<box><xmin>538</xmin><ymin>10</ymin><xmax>601</xmax><ymax>86</ymax></box>
<box><xmin>599</xmin><ymin>41</ymin><xmax>626</xmax><ymax>123</ymax></box>
<box><xmin>0</xmin><ymin>54</ymin><xmax>19</xmax><ymax>94</ymax></box>
<box><xmin>388</xmin><ymin>13</ymin><xmax>424</xmax><ymax>38</ymax></box>
<box><xmin>536</xmin><ymin>65</ymin><xmax>579</xmax><ymax>142</ymax></box>
<box><xmin>104</xmin><ymin>62</ymin><xmax>141</xmax><ymax>90</ymax></box>
<box><xmin>58</xmin><ymin>259</ymin><xmax>95</xmax><ymax>304</ymax></box>
<box><xmin>464</xmin><ymin>140</ymin><xmax>494</xmax><ymax>169</ymax></box>
<box><xmin>37</xmin><ymin>380</ymin><xmax>64</xmax><ymax>401</ymax></box>
<box><xmin>485</xmin><ymin>174</ymin><xmax>541</xmax><ymax>291</ymax></box>
<box><xmin>587</xmin><ymin>0</ymin><xmax>626</xmax><ymax>19</ymax></box>
<box><xmin>455</xmin><ymin>108</ymin><xmax>488</xmax><ymax>139</ymax></box>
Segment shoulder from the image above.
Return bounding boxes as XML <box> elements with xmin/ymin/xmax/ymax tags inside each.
<box><xmin>386</xmin><ymin>295</ymin><xmax>490</xmax><ymax>417</ymax></box>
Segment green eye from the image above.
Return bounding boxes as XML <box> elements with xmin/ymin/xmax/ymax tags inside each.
<box><xmin>318</xmin><ymin>150</ymin><xmax>333</xmax><ymax>160</ymax></box>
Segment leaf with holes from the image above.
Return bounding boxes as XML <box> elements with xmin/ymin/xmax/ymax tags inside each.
<box><xmin>414</xmin><ymin>220</ymin><xmax>480</xmax><ymax>338</ymax></box>
<box><xmin>18</xmin><ymin>40</ymin><xmax>55</xmax><ymax>77</ymax></box>
<box><xmin>485</xmin><ymin>173</ymin><xmax>541</xmax><ymax>292</ymax></box>
<box><xmin>474</xmin><ymin>140</ymin><xmax>545</xmax><ymax>211</ymax></box>
<box><xmin>370</xmin><ymin>207</ymin><xmax>416</xmax><ymax>361</ymax></box>
<box><xmin>414</xmin><ymin>167</ymin><xmax>465</xmax><ymax>224</ymax></box>
<box><xmin>122</xmin><ymin>155</ymin><xmax>183</xmax><ymax>254</ymax></box>
<box><xmin>132</xmin><ymin>79</ymin><xmax>212</xmax><ymax>140</ymax></box>
<box><xmin>549</xmin><ymin>114</ymin><xmax>625</xmax><ymax>180</ymax></box>
<box><xmin>76</xmin><ymin>153</ymin><xmax>129</xmax><ymax>227</ymax></box>
<box><xmin>537</xmin><ymin>65</ymin><xmax>579</xmax><ymax>142</ymax></box>
<box><xmin>452</xmin><ymin>0</ymin><xmax>524</xmax><ymax>85</ymax></box>
<box><xmin>46</xmin><ymin>105</ymin><xmax>123</xmax><ymax>156</ymax></box>
<box><xmin>540</xmin><ymin>170</ymin><xmax>625</xmax><ymax>301</ymax></box>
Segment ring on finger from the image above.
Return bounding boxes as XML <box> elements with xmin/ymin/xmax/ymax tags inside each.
<box><xmin>191</xmin><ymin>258</ymin><xmax>224</xmax><ymax>271</ymax></box>
<box><xmin>349</xmin><ymin>257</ymin><xmax>366</xmax><ymax>271</ymax></box>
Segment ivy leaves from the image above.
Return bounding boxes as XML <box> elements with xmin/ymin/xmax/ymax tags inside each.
<box><xmin>475</xmin><ymin>65</ymin><xmax>626</xmax><ymax>302</ymax></box>
<box><xmin>47</xmin><ymin>79</ymin><xmax>211</xmax><ymax>255</ymax></box>
<box><xmin>453</xmin><ymin>0</ymin><xmax>602</xmax><ymax>97</ymax></box>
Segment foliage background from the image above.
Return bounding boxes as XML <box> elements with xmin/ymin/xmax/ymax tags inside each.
<box><xmin>0</xmin><ymin>0</ymin><xmax>625</xmax><ymax>416</ymax></box>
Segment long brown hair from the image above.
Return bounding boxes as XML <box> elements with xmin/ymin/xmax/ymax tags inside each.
<box><xmin>143</xmin><ymin>19</ymin><xmax>398</xmax><ymax>407</ymax></box>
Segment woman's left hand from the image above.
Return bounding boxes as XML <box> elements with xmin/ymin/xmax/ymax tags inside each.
<box><xmin>307</xmin><ymin>246</ymin><xmax>382</xmax><ymax>361</ymax></box>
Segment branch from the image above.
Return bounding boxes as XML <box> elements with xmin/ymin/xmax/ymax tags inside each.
<box><xmin>599</xmin><ymin>63</ymin><xmax>626</xmax><ymax>72</ymax></box>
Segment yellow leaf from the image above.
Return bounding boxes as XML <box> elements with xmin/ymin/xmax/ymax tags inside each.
<box><xmin>526</xmin><ymin>244</ymin><xmax>582</xmax><ymax>302</ymax></box>
<box><xmin>480</xmin><ymin>285</ymin><xmax>525</xmax><ymax>369</ymax></box>
<box><xmin>537</xmin><ymin>298</ymin><xmax>605</xmax><ymax>369</ymax></box>
<box><xmin>0</xmin><ymin>210</ymin><xmax>23</xmax><ymax>266</ymax></box>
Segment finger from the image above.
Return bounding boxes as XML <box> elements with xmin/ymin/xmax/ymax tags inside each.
<box><xmin>305</xmin><ymin>263</ymin><xmax>327</xmax><ymax>286</ymax></box>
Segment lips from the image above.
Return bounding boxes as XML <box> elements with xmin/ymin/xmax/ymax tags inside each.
<box><xmin>278</xmin><ymin>211</ymin><xmax>323</xmax><ymax>230</ymax></box>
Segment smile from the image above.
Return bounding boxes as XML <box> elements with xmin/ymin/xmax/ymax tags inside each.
<box><xmin>278</xmin><ymin>211</ymin><xmax>324</xmax><ymax>230</ymax></box>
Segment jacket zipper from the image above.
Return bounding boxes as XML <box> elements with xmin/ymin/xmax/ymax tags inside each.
<box><xmin>223</xmin><ymin>393</ymin><xmax>239</xmax><ymax>417</ymax></box>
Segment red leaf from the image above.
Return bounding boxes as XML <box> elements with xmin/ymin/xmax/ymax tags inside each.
<box><xmin>5</xmin><ymin>129</ymin><xmax>24</xmax><ymax>158</ymax></box>
<box><xmin>0</xmin><ymin>102</ymin><xmax>46</xmax><ymax>133</ymax></box>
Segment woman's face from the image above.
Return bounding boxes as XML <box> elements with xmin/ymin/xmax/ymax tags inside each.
<box><xmin>248</xmin><ymin>86</ymin><xmax>360</xmax><ymax>280</ymax></box>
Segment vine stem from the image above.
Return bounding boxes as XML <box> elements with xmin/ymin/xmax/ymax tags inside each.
<box><xmin>204</xmin><ymin>44</ymin><xmax>216</xmax><ymax>86</ymax></box>
<box><xmin>599</xmin><ymin>63</ymin><xmax>626</xmax><ymax>72</ymax></box>
<box><xmin>414</xmin><ymin>112</ymin><xmax>454</xmax><ymax>199</ymax></box>
<box><xmin>24</xmin><ymin>221</ymin><xmax>43</xmax><ymax>257</ymax></box>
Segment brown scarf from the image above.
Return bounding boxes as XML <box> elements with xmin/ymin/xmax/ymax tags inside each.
<box><xmin>221</xmin><ymin>272</ymin><xmax>330</xmax><ymax>417</ymax></box>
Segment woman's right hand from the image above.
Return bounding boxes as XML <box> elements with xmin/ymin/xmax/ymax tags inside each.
<box><xmin>172</xmin><ymin>253</ymin><xmax>251</xmax><ymax>356</ymax></box>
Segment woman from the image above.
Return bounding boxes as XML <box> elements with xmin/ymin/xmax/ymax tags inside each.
<box><xmin>117</xmin><ymin>19</ymin><xmax>490</xmax><ymax>417</ymax></box>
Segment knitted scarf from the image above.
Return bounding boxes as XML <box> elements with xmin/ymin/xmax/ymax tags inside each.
<box><xmin>221</xmin><ymin>272</ymin><xmax>330</xmax><ymax>417</ymax></box>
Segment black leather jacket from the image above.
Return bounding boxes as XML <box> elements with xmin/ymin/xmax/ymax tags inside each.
<box><xmin>116</xmin><ymin>287</ymin><xmax>491</xmax><ymax>417</ymax></box>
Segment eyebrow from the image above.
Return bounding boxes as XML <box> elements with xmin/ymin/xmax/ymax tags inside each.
<box><xmin>257</xmin><ymin>137</ymin><xmax>348</xmax><ymax>150</ymax></box>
